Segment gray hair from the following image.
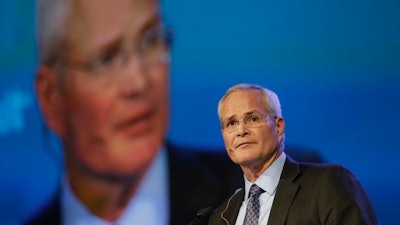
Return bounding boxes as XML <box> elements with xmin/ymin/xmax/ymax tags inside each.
<box><xmin>36</xmin><ymin>0</ymin><xmax>70</xmax><ymax>65</ymax></box>
<box><xmin>217</xmin><ymin>83</ymin><xmax>283</xmax><ymax>120</ymax></box>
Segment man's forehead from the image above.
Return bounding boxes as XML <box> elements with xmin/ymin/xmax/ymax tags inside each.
<box><xmin>222</xmin><ymin>91</ymin><xmax>265</xmax><ymax>115</ymax></box>
<box><xmin>225</xmin><ymin>90</ymin><xmax>262</xmax><ymax>105</ymax></box>
<box><xmin>69</xmin><ymin>0</ymin><xmax>159</xmax><ymax>11</ymax></box>
<box><xmin>63</xmin><ymin>0</ymin><xmax>161</xmax><ymax>56</ymax></box>
<box><xmin>67</xmin><ymin>0</ymin><xmax>160</xmax><ymax>27</ymax></box>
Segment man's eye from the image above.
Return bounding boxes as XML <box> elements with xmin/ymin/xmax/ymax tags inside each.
<box><xmin>226</xmin><ymin>120</ymin><xmax>238</xmax><ymax>128</ymax></box>
<box><xmin>141</xmin><ymin>29</ymin><xmax>164</xmax><ymax>50</ymax></box>
<box><xmin>251</xmin><ymin>116</ymin><xmax>260</xmax><ymax>122</ymax></box>
<box><xmin>146</xmin><ymin>30</ymin><xmax>161</xmax><ymax>44</ymax></box>
<box><xmin>88</xmin><ymin>50</ymin><xmax>120</xmax><ymax>71</ymax></box>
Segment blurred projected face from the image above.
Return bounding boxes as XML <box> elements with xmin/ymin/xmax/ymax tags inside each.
<box><xmin>219</xmin><ymin>90</ymin><xmax>284</xmax><ymax>168</ymax></box>
<box><xmin>44</xmin><ymin>0</ymin><xmax>170</xmax><ymax>178</ymax></box>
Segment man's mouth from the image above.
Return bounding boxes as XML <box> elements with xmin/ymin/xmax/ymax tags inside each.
<box><xmin>236</xmin><ymin>141</ymin><xmax>253</xmax><ymax>148</ymax></box>
<box><xmin>114</xmin><ymin>110</ymin><xmax>154</xmax><ymax>136</ymax></box>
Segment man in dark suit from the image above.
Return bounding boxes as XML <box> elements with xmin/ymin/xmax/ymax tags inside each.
<box><xmin>26</xmin><ymin>1</ymin><xmax>325</xmax><ymax>224</ymax></box>
<box><xmin>209</xmin><ymin>83</ymin><xmax>377</xmax><ymax>225</ymax></box>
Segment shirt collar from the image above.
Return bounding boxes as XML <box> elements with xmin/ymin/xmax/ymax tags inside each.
<box><xmin>244</xmin><ymin>152</ymin><xmax>286</xmax><ymax>200</ymax></box>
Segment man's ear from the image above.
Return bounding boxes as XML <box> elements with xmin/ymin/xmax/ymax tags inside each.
<box><xmin>276</xmin><ymin>117</ymin><xmax>285</xmax><ymax>139</ymax></box>
<box><xmin>35</xmin><ymin>65</ymin><xmax>65</xmax><ymax>137</ymax></box>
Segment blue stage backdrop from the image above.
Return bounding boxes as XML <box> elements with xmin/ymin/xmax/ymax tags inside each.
<box><xmin>1</xmin><ymin>0</ymin><xmax>399</xmax><ymax>224</ymax></box>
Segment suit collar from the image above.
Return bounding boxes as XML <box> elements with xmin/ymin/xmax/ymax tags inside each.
<box><xmin>267</xmin><ymin>155</ymin><xmax>301</xmax><ymax>225</ymax></box>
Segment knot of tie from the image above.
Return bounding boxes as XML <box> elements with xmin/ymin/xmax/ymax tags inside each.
<box><xmin>248</xmin><ymin>184</ymin><xmax>265</xmax><ymax>200</ymax></box>
<box><xmin>243</xmin><ymin>184</ymin><xmax>265</xmax><ymax>225</ymax></box>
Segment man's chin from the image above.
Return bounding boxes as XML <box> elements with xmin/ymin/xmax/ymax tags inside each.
<box><xmin>231</xmin><ymin>153</ymin><xmax>258</xmax><ymax>167</ymax></box>
<box><xmin>92</xmin><ymin>170</ymin><xmax>140</xmax><ymax>183</ymax></box>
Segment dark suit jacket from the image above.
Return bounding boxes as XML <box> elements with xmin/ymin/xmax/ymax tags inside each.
<box><xmin>23</xmin><ymin>144</ymin><xmax>324</xmax><ymax>225</ymax></box>
<box><xmin>208</xmin><ymin>156</ymin><xmax>377</xmax><ymax>225</ymax></box>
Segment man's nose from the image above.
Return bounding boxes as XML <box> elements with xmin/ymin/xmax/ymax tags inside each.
<box><xmin>118</xmin><ymin>54</ymin><xmax>149</xmax><ymax>97</ymax></box>
<box><xmin>236</xmin><ymin>122</ymin><xmax>249</xmax><ymax>136</ymax></box>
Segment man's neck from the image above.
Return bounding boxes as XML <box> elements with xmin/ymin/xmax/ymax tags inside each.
<box><xmin>242</xmin><ymin>148</ymin><xmax>283</xmax><ymax>182</ymax></box>
<box><xmin>66</xmin><ymin>166</ymin><xmax>146</xmax><ymax>222</ymax></box>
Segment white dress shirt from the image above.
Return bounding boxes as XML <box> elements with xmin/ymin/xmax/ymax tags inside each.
<box><xmin>61</xmin><ymin>148</ymin><xmax>169</xmax><ymax>225</ymax></box>
<box><xmin>235</xmin><ymin>152</ymin><xmax>286</xmax><ymax>225</ymax></box>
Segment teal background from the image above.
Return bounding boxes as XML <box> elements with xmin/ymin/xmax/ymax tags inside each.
<box><xmin>1</xmin><ymin>0</ymin><xmax>399</xmax><ymax>224</ymax></box>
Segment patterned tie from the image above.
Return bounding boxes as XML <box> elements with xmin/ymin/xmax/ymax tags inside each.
<box><xmin>243</xmin><ymin>184</ymin><xmax>265</xmax><ymax>225</ymax></box>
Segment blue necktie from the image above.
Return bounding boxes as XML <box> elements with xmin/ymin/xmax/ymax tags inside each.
<box><xmin>243</xmin><ymin>184</ymin><xmax>265</xmax><ymax>225</ymax></box>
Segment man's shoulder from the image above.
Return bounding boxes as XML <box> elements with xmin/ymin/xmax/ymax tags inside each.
<box><xmin>288</xmin><ymin>156</ymin><xmax>358</xmax><ymax>187</ymax></box>
<box><xmin>295</xmin><ymin>159</ymin><xmax>352</xmax><ymax>176</ymax></box>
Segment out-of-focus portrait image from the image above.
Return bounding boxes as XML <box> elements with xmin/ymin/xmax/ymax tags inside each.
<box><xmin>0</xmin><ymin>0</ymin><xmax>399</xmax><ymax>224</ymax></box>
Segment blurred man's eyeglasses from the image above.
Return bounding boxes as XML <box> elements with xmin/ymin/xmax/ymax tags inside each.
<box><xmin>53</xmin><ymin>25</ymin><xmax>173</xmax><ymax>75</ymax></box>
<box><xmin>221</xmin><ymin>112</ymin><xmax>273</xmax><ymax>133</ymax></box>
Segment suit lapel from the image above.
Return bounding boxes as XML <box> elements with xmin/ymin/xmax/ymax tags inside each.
<box><xmin>267</xmin><ymin>156</ymin><xmax>300</xmax><ymax>225</ymax></box>
<box><xmin>221</xmin><ymin>189</ymin><xmax>244</xmax><ymax>225</ymax></box>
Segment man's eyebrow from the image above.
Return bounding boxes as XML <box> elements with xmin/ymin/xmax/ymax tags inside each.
<box><xmin>244</xmin><ymin>111</ymin><xmax>260</xmax><ymax>116</ymax></box>
<box><xmin>136</xmin><ymin>14</ymin><xmax>162</xmax><ymax>35</ymax></box>
<box><xmin>98</xmin><ymin>37</ymin><xmax>123</xmax><ymax>54</ymax></box>
<box><xmin>90</xmin><ymin>15</ymin><xmax>162</xmax><ymax>60</ymax></box>
<box><xmin>224</xmin><ymin>110</ymin><xmax>260</xmax><ymax>121</ymax></box>
<box><xmin>223</xmin><ymin>115</ymin><xmax>237</xmax><ymax>123</ymax></box>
